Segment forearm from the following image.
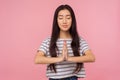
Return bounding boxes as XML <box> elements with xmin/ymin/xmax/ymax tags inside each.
<box><xmin>68</xmin><ymin>55</ymin><xmax>95</xmax><ymax>63</ymax></box>
<box><xmin>35</xmin><ymin>56</ymin><xmax>63</xmax><ymax>64</ymax></box>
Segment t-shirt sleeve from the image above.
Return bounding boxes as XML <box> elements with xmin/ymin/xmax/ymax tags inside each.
<box><xmin>37</xmin><ymin>38</ymin><xmax>50</xmax><ymax>55</ymax></box>
<box><xmin>79</xmin><ymin>37</ymin><xmax>90</xmax><ymax>55</ymax></box>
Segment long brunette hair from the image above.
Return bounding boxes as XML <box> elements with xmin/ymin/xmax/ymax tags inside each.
<box><xmin>49</xmin><ymin>4</ymin><xmax>83</xmax><ymax>73</ymax></box>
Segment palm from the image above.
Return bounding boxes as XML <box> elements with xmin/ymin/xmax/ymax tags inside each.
<box><xmin>62</xmin><ymin>40</ymin><xmax>68</xmax><ymax>60</ymax></box>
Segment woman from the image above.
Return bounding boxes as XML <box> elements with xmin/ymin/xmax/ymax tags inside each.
<box><xmin>34</xmin><ymin>4</ymin><xmax>95</xmax><ymax>80</ymax></box>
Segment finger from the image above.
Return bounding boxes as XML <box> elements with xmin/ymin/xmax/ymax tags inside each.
<box><xmin>63</xmin><ymin>40</ymin><xmax>68</xmax><ymax>60</ymax></box>
<box><xmin>64</xmin><ymin>40</ymin><xmax>66</xmax><ymax>43</ymax></box>
<box><xmin>63</xmin><ymin>41</ymin><xmax>66</xmax><ymax>50</ymax></box>
<box><xmin>64</xmin><ymin>40</ymin><xmax>67</xmax><ymax>48</ymax></box>
<box><xmin>64</xmin><ymin>40</ymin><xmax>67</xmax><ymax>45</ymax></box>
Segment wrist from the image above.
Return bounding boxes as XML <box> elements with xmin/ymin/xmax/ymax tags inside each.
<box><xmin>67</xmin><ymin>56</ymin><xmax>72</xmax><ymax>61</ymax></box>
<box><xmin>58</xmin><ymin>56</ymin><xmax>64</xmax><ymax>62</ymax></box>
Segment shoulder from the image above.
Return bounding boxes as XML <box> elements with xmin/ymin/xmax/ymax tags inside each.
<box><xmin>42</xmin><ymin>36</ymin><xmax>51</xmax><ymax>44</ymax></box>
<box><xmin>43</xmin><ymin>37</ymin><xmax>51</xmax><ymax>41</ymax></box>
<box><xmin>79</xmin><ymin>36</ymin><xmax>88</xmax><ymax>43</ymax></box>
<box><xmin>79</xmin><ymin>36</ymin><xmax>85</xmax><ymax>41</ymax></box>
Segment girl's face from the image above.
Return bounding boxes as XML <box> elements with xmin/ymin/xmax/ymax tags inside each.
<box><xmin>57</xmin><ymin>9</ymin><xmax>72</xmax><ymax>32</ymax></box>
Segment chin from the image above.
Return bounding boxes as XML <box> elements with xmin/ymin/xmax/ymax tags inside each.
<box><xmin>61</xmin><ymin>29</ymin><xmax>70</xmax><ymax>32</ymax></box>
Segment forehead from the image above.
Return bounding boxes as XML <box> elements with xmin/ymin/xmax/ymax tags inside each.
<box><xmin>58</xmin><ymin>9</ymin><xmax>71</xmax><ymax>16</ymax></box>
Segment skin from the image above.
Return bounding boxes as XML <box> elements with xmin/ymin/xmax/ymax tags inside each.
<box><xmin>34</xmin><ymin>9</ymin><xmax>95</xmax><ymax>64</ymax></box>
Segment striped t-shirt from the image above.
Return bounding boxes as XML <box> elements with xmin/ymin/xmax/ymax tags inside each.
<box><xmin>38</xmin><ymin>36</ymin><xmax>90</xmax><ymax>79</ymax></box>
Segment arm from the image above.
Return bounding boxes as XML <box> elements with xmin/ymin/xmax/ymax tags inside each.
<box><xmin>34</xmin><ymin>50</ymin><xmax>63</xmax><ymax>64</ymax></box>
<box><xmin>67</xmin><ymin>50</ymin><xmax>95</xmax><ymax>63</ymax></box>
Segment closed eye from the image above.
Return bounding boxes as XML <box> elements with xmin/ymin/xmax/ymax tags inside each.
<box><xmin>58</xmin><ymin>18</ymin><xmax>63</xmax><ymax>20</ymax></box>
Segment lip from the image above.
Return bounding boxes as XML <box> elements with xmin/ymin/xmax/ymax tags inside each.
<box><xmin>62</xmin><ymin>25</ymin><xmax>68</xmax><ymax>28</ymax></box>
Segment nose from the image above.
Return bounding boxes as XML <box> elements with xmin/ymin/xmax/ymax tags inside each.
<box><xmin>63</xmin><ymin>18</ymin><xmax>67</xmax><ymax>24</ymax></box>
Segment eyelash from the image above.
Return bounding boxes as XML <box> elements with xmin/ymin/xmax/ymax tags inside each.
<box><xmin>59</xmin><ymin>18</ymin><xmax>63</xmax><ymax>19</ymax></box>
<box><xmin>58</xmin><ymin>18</ymin><xmax>71</xmax><ymax>19</ymax></box>
<box><xmin>67</xmin><ymin>18</ymin><xmax>71</xmax><ymax>19</ymax></box>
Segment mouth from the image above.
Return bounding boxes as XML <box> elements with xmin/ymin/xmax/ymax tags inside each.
<box><xmin>62</xmin><ymin>25</ymin><xmax>68</xmax><ymax>28</ymax></box>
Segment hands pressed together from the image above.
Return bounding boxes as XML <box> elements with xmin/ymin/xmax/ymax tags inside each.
<box><xmin>35</xmin><ymin>39</ymin><xmax>95</xmax><ymax>64</ymax></box>
<box><xmin>61</xmin><ymin>40</ymin><xmax>69</xmax><ymax>61</ymax></box>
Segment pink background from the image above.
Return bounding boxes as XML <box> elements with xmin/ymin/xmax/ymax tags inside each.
<box><xmin>0</xmin><ymin>0</ymin><xmax>120</xmax><ymax>80</ymax></box>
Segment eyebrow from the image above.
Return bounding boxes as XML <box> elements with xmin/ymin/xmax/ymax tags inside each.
<box><xmin>58</xmin><ymin>15</ymin><xmax>71</xmax><ymax>17</ymax></box>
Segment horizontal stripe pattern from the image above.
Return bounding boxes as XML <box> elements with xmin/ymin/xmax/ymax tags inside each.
<box><xmin>38</xmin><ymin>36</ymin><xmax>89</xmax><ymax>79</ymax></box>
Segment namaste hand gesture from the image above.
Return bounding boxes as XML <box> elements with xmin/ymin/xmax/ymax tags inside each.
<box><xmin>62</xmin><ymin>40</ymin><xmax>68</xmax><ymax>61</ymax></box>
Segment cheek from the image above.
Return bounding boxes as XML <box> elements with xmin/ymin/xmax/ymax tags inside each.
<box><xmin>57</xmin><ymin>20</ymin><xmax>62</xmax><ymax>26</ymax></box>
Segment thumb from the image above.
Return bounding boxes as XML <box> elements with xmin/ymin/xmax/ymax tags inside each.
<box><xmin>64</xmin><ymin>40</ymin><xmax>67</xmax><ymax>46</ymax></box>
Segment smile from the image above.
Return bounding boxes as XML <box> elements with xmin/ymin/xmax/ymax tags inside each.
<box><xmin>62</xmin><ymin>25</ymin><xmax>68</xmax><ymax>28</ymax></box>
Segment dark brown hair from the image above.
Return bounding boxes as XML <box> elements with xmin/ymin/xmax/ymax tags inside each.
<box><xmin>49</xmin><ymin>4</ymin><xmax>83</xmax><ymax>73</ymax></box>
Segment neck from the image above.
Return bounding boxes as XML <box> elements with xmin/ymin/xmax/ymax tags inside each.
<box><xmin>59</xmin><ymin>30</ymin><xmax>72</xmax><ymax>39</ymax></box>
